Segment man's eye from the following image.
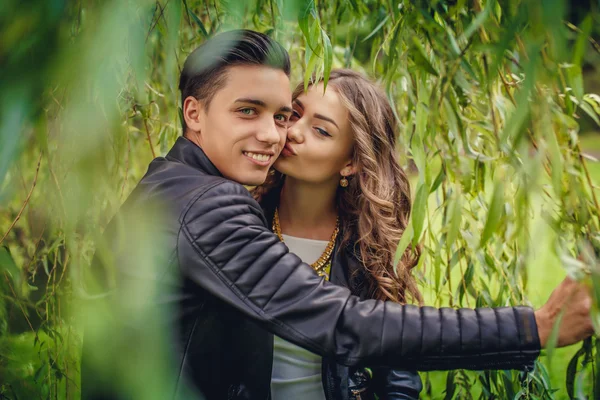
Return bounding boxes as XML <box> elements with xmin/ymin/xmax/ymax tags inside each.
<box><xmin>275</xmin><ymin>114</ymin><xmax>288</xmax><ymax>122</ymax></box>
<box><xmin>239</xmin><ymin>108</ymin><xmax>256</xmax><ymax>115</ymax></box>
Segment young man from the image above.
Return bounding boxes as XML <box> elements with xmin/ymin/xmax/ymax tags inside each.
<box><xmin>82</xmin><ymin>30</ymin><xmax>593</xmax><ymax>399</ymax></box>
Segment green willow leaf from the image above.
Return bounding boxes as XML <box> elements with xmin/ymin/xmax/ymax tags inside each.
<box><xmin>501</xmin><ymin>370</ymin><xmax>516</xmax><ymax>399</ymax></box>
<box><xmin>584</xmin><ymin>94</ymin><xmax>600</xmax><ymax>115</ymax></box>
<box><xmin>566</xmin><ymin>341</ymin><xmax>586</xmax><ymax>399</ymax></box>
<box><xmin>572</xmin><ymin>14</ymin><xmax>592</xmax><ymax>68</ymax></box>
<box><xmin>411</xmin><ymin>37</ymin><xmax>438</xmax><ymax>77</ymax></box>
<box><xmin>460</xmin><ymin>0</ymin><xmax>493</xmax><ymax>42</ymax></box>
<box><xmin>480</xmin><ymin>180</ymin><xmax>504</xmax><ymax>248</ymax></box>
<box><xmin>579</xmin><ymin>101</ymin><xmax>600</xmax><ymax>127</ymax></box>
<box><xmin>0</xmin><ymin>246</ymin><xmax>20</xmax><ymax>285</ymax></box>
<box><xmin>304</xmin><ymin>51</ymin><xmax>319</xmax><ymax>90</ymax></box>
<box><xmin>298</xmin><ymin>14</ymin><xmax>310</xmax><ymax>40</ymax></box>
<box><xmin>444</xmin><ymin>370</ymin><xmax>457</xmax><ymax>400</ymax></box>
<box><xmin>430</xmin><ymin>166</ymin><xmax>446</xmax><ymax>194</ymax></box>
<box><xmin>567</xmin><ymin>65</ymin><xmax>585</xmax><ymax>101</ymax></box>
<box><xmin>362</xmin><ymin>15</ymin><xmax>389</xmax><ymax>42</ymax></box>
<box><xmin>182</xmin><ymin>0</ymin><xmax>208</xmax><ymax>37</ymax></box>
<box><xmin>446</xmin><ymin>192</ymin><xmax>462</xmax><ymax>249</ymax></box>
<box><xmin>347</xmin><ymin>0</ymin><xmax>360</xmax><ymax>14</ymax></box>
<box><xmin>444</xmin><ymin>26</ymin><xmax>461</xmax><ymax>58</ymax></box>
<box><xmin>412</xmin><ymin>181</ymin><xmax>429</xmax><ymax>247</ymax></box>
<box><xmin>433</xmin><ymin>247</ymin><xmax>442</xmax><ymax>293</ymax></box>
<box><xmin>309</xmin><ymin>18</ymin><xmax>321</xmax><ymax>55</ymax></box>
<box><xmin>394</xmin><ymin>222</ymin><xmax>413</xmax><ymax>268</ymax></box>
<box><xmin>321</xmin><ymin>29</ymin><xmax>332</xmax><ymax>89</ymax></box>
<box><xmin>545</xmin><ymin>309</ymin><xmax>565</xmax><ymax>369</ymax></box>
<box><xmin>546</xmin><ymin>120</ymin><xmax>563</xmax><ymax>196</ymax></box>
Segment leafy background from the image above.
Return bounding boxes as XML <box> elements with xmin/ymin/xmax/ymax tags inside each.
<box><xmin>1</xmin><ymin>0</ymin><xmax>600</xmax><ymax>398</ymax></box>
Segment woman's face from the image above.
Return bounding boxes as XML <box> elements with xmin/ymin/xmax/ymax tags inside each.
<box><xmin>274</xmin><ymin>83</ymin><xmax>355</xmax><ymax>185</ymax></box>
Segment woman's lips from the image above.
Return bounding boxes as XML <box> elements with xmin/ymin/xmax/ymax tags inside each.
<box><xmin>280</xmin><ymin>143</ymin><xmax>296</xmax><ymax>157</ymax></box>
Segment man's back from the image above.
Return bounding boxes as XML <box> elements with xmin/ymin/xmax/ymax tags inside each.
<box><xmin>83</xmin><ymin>137</ymin><xmax>275</xmax><ymax>399</ymax></box>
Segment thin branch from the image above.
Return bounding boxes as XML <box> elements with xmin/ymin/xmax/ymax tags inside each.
<box><xmin>482</xmin><ymin>55</ymin><xmax>499</xmax><ymax>142</ymax></box>
<box><xmin>576</xmin><ymin>143</ymin><xmax>600</xmax><ymax>230</ymax></box>
<box><xmin>146</xmin><ymin>1</ymin><xmax>167</xmax><ymax>43</ymax></box>
<box><xmin>143</xmin><ymin>115</ymin><xmax>157</xmax><ymax>159</ymax></box>
<box><xmin>0</xmin><ymin>153</ymin><xmax>43</xmax><ymax>246</ymax></box>
<box><xmin>134</xmin><ymin>104</ymin><xmax>157</xmax><ymax>159</ymax></box>
<box><xmin>564</xmin><ymin>20</ymin><xmax>600</xmax><ymax>55</ymax></box>
<box><xmin>47</xmin><ymin>154</ymin><xmax>67</xmax><ymax>226</ymax></box>
<box><xmin>56</xmin><ymin>252</ymin><xmax>70</xmax><ymax>290</ymax></box>
<box><xmin>459</xmin><ymin>256</ymin><xmax>471</xmax><ymax>308</ymax></box>
<box><xmin>270</xmin><ymin>0</ymin><xmax>277</xmax><ymax>32</ymax></box>
<box><xmin>120</xmin><ymin>127</ymin><xmax>131</xmax><ymax>200</ymax></box>
<box><xmin>204</xmin><ymin>0</ymin><xmax>213</xmax><ymax>32</ymax></box>
<box><xmin>4</xmin><ymin>272</ymin><xmax>40</xmax><ymax>343</ymax></box>
<box><xmin>25</xmin><ymin>223</ymin><xmax>47</xmax><ymax>277</ymax></box>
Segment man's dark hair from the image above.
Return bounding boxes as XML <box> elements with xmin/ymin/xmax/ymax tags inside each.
<box><xmin>178</xmin><ymin>29</ymin><xmax>291</xmax><ymax>131</ymax></box>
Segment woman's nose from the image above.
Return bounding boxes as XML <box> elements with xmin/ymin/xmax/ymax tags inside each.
<box><xmin>287</xmin><ymin>122</ymin><xmax>304</xmax><ymax>143</ymax></box>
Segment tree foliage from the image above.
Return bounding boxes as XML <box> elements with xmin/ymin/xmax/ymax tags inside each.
<box><xmin>1</xmin><ymin>0</ymin><xmax>600</xmax><ymax>398</ymax></box>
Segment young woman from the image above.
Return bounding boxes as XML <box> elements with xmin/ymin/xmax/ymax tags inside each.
<box><xmin>254</xmin><ymin>69</ymin><xmax>423</xmax><ymax>399</ymax></box>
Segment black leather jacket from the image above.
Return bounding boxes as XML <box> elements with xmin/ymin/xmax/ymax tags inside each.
<box><xmin>82</xmin><ymin>137</ymin><xmax>540</xmax><ymax>400</ymax></box>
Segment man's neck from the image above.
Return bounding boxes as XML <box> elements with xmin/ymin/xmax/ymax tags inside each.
<box><xmin>277</xmin><ymin>177</ymin><xmax>338</xmax><ymax>241</ymax></box>
<box><xmin>184</xmin><ymin>131</ymin><xmax>202</xmax><ymax>148</ymax></box>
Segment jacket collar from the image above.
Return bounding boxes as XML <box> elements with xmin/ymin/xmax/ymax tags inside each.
<box><xmin>165</xmin><ymin>136</ymin><xmax>222</xmax><ymax>177</ymax></box>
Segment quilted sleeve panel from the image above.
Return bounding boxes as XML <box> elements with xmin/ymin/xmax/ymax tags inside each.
<box><xmin>177</xmin><ymin>181</ymin><xmax>540</xmax><ymax>370</ymax></box>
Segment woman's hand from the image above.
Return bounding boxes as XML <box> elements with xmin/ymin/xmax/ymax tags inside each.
<box><xmin>534</xmin><ymin>277</ymin><xmax>594</xmax><ymax>348</ymax></box>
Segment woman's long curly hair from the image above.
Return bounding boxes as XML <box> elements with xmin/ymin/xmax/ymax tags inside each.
<box><xmin>254</xmin><ymin>69</ymin><xmax>422</xmax><ymax>305</ymax></box>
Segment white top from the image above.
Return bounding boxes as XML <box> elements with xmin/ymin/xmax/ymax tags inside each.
<box><xmin>270</xmin><ymin>234</ymin><xmax>329</xmax><ymax>400</ymax></box>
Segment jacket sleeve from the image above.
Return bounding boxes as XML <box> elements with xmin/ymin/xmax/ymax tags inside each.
<box><xmin>177</xmin><ymin>181</ymin><xmax>540</xmax><ymax>371</ymax></box>
<box><xmin>371</xmin><ymin>368</ymin><xmax>422</xmax><ymax>400</ymax></box>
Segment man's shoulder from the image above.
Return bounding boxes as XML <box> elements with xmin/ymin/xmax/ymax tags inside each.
<box><xmin>181</xmin><ymin>179</ymin><xmax>264</xmax><ymax>224</ymax></box>
<box><xmin>140</xmin><ymin>157</ymin><xmax>233</xmax><ymax>196</ymax></box>
<box><xmin>135</xmin><ymin>157</ymin><xmax>266</xmax><ymax>228</ymax></box>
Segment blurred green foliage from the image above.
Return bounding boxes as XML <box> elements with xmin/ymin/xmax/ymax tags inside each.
<box><xmin>1</xmin><ymin>0</ymin><xmax>600</xmax><ymax>398</ymax></box>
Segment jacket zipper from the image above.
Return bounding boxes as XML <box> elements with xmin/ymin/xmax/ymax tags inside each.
<box><xmin>324</xmin><ymin>360</ymin><xmax>337</xmax><ymax>400</ymax></box>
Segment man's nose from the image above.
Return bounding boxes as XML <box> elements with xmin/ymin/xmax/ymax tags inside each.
<box><xmin>256</xmin><ymin>119</ymin><xmax>283</xmax><ymax>145</ymax></box>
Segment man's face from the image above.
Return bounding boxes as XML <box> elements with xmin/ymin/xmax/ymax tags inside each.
<box><xmin>187</xmin><ymin>65</ymin><xmax>292</xmax><ymax>186</ymax></box>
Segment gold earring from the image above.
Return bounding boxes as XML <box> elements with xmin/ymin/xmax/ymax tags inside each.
<box><xmin>340</xmin><ymin>176</ymin><xmax>349</xmax><ymax>188</ymax></box>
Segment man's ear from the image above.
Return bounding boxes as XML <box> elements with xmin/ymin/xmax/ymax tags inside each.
<box><xmin>183</xmin><ymin>96</ymin><xmax>204</xmax><ymax>136</ymax></box>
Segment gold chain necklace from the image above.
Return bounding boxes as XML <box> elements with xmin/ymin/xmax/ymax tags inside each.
<box><xmin>272</xmin><ymin>208</ymin><xmax>339</xmax><ymax>279</ymax></box>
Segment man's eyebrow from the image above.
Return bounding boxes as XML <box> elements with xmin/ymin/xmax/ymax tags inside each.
<box><xmin>235</xmin><ymin>98</ymin><xmax>292</xmax><ymax>114</ymax></box>
<box><xmin>314</xmin><ymin>113</ymin><xmax>339</xmax><ymax>129</ymax></box>
<box><xmin>234</xmin><ymin>98</ymin><xmax>267</xmax><ymax>107</ymax></box>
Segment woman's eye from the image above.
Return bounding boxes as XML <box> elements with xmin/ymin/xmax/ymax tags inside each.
<box><xmin>290</xmin><ymin>111</ymin><xmax>301</xmax><ymax>121</ymax></box>
<box><xmin>316</xmin><ymin>127</ymin><xmax>331</xmax><ymax>137</ymax></box>
<box><xmin>239</xmin><ymin>108</ymin><xmax>256</xmax><ymax>116</ymax></box>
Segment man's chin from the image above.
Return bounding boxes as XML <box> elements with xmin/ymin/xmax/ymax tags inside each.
<box><xmin>235</xmin><ymin>173</ymin><xmax>268</xmax><ymax>188</ymax></box>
